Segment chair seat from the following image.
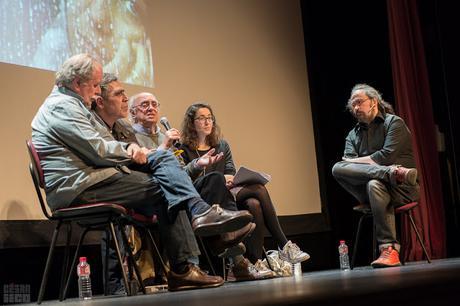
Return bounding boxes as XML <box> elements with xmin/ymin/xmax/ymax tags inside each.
<box><xmin>353</xmin><ymin>202</ymin><xmax>418</xmax><ymax>215</ymax></box>
<box><xmin>128</xmin><ymin>211</ymin><xmax>158</xmax><ymax>224</ymax></box>
<box><xmin>395</xmin><ymin>202</ymin><xmax>418</xmax><ymax>213</ymax></box>
<box><xmin>353</xmin><ymin>204</ymin><xmax>372</xmax><ymax>214</ymax></box>
<box><xmin>53</xmin><ymin>203</ymin><xmax>127</xmax><ymax>219</ymax></box>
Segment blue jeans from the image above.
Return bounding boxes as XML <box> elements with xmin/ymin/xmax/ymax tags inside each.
<box><xmin>133</xmin><ymin>149</ymin><xmax>202</xmax><ymax>214</ymax></box>
<box><xmin>332</xmin><ymin>161</ymin><xmax>420</xmax><ymax>251</ymax></box>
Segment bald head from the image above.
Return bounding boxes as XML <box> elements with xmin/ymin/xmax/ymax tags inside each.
<box><xmin>128</xmin><ymin>92</ymin><xmax>161</xmax><ymax>128</ymax></box>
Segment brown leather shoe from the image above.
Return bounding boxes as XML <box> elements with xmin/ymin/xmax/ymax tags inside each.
<box><xmin>207</xmin><ymin>222</ymin><xmax>256</xmax><ymax>257</ymax></box>
<box><xmin>167</xmin><ymin>264</ymin><xmax>224</xmax><ymax>291</ymax></box>
<box><xmin>192</xmin><ymin>204</ymin><xmax>253</xmax><ymax>236</ymax></box>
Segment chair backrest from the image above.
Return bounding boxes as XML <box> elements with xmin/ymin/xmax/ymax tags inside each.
<box><xmin>26</xmin><ymin>139</ymin><xmax>53</xmax><ymax>220</ymax></box>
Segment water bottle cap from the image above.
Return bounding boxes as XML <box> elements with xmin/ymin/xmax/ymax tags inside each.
<box><xmin>339</xmin><ymin>240</ymin><xmax>345</xmax><ymax>244</ymax></box>
<box><xmin>79</xmin><ymin>257</ymin><xmax>87</xmax><ymax>262</ymax></box>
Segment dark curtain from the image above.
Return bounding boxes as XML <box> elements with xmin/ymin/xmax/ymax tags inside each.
<box><xmin>387</xmin><ymin>0</ymin><xmax>446</xmax><ymax>260</ymax></box>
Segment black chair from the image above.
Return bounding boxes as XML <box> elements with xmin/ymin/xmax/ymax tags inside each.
<box><xmin>26</xmin><ymin>140</ymin><xmax>167</xmax><ymax>303</ymax></box>
<box><xmin>351</xmin><ymin>201</ymin><xmax>431</xmax><ymax>269</ymax></box>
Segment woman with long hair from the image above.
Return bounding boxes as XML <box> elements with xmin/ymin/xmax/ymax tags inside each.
<box><xmin>180</xmin><ymin>103</ymin><xmax>310</xmax><ymax>272</ymax></box>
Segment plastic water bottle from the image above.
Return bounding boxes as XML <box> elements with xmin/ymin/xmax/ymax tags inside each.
<box><xmin>77</xmin><ymin>257</ymin><xmax>92</xmax><ymax>300</ymax></box>
<box><xmin>292</xmin><ymin>262</ymin><xmax>302</xmax><ymax>278</ymax></box>
<box><xmin>338</xmin><ymin>240</ymin><xmax>351</xmax><ymax>271</ymax></box>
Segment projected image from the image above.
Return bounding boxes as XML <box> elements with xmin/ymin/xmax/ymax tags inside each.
<box><xmin>0</xmin><ymin>0</ymin><xmax>154</xmax><ymax>87</ymax></box>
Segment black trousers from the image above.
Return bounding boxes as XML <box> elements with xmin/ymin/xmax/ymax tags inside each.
<box><xmin>193</xmin><ymin>172</ymin><xmax>238</xmax><ymax>212</ymax></box>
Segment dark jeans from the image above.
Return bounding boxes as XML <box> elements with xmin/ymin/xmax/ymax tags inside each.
<box><xmin>332</xmin><ymin>161</ymin><xmax>419</xmax><ymax>251</ymax></box>
<box><xmin>72</xmin><ymin>150</ymin><xmax>201</xmax><ymax>291</ymax></box>
<box><xmin>100</xmin><ymin>210</ymin><xmax>198</xmax><ymax>293</ymax></box>
<box><xmin>132</xmin><ymin>149</ymin><xmax>202</xmax><ymax>214</ymax></box>
<box><xmin>73</xmin><ymin>150</ymin><xmax>201</xmax><ymax>260</ymax></box>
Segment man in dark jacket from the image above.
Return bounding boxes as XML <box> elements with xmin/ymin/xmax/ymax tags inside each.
<box><xmin>332</xmin><ymin>84</ymin><xmax>419</xmax><ymax>268</ymax></box>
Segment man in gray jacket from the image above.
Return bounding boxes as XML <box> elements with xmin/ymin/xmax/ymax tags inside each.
<box><xmin>31</xmin><ymin>54</ymin><xmax>252</xmax><ymax>291</ymax></box>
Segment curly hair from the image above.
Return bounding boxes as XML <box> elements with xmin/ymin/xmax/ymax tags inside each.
<box><xmin>180</xmin><ymin>102</ymin><xmax>221</xmax><ymax>149</ymax></box>
<box><xmin>347</xmin><ymin>83</ymin><xmax>395</xmax><ymax>115</ymax></box>
<box><xmin>55</xmin><ymin>53</ymin><xmax>97</xmax><ymax>89</ymax></box>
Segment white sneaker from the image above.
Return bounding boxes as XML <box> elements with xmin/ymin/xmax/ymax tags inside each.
<box><xmin>265</xmin><ymin>250</ymin><xmax>292</xmax><ymax>277</ymax></box>
<box><xmin>253</xmin><ymin>259</ymin><xmax>276</xmax><ymax>279</ymax></box>
<box><xmin>278</xmin><ymin>240</ymin><xmax>310</xmax><ymax>264</ymax></box>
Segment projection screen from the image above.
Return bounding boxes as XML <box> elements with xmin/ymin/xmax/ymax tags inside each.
<box><xmin>0</xmin><ymin>0</ymin><xmax>321</xmax><ymax>220</ymax></box>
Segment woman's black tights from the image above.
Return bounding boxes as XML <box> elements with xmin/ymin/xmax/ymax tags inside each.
<box><xmin>236</xmin><ymin>184</ymin><xmax>288</xmax><ymax>262</ymax></box>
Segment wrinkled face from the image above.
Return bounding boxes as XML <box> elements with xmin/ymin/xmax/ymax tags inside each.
<box><xmin>193</xmin><ymin>107</ymin><xmax>215</xmax><ymax>138</ymax></box>
<box><xmin>349</xmin><ymin>90</ymin><xmax>376</xmax><ymax>122</ymax></box>
<box><xmin>74</xmin><ymin>63</ymin><xmax>102</xmax><ymax>106</ymax></box>
<box><xmin>104</xmin><ymin>81</ymin><xmax>129</xmax><ymax>120</ymax></box>
<box><xmin>131</xmin><ymin>93</ymin><xmax>160</xmax><ymax>126</ymax></box>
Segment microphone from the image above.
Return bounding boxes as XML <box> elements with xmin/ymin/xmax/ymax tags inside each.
<box><xmin>159</xmin><ymin>117</ymin><xmax>180</xmax><ymax>148</ymax></box>
<box><xmin>367</xmin><ymin>102</ymin><xmax>376</xmax><ymax>115</ymax></box>
<box><xmin>159</xmin><ymin>116</ymin><xmax>172</xmax><ymax>130</ymax></box>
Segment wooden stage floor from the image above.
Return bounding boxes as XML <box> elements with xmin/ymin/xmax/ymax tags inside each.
<box><xmin>35</xmin><ymin>258</ymin><xmax>460</xmax><ymax>306</ymax></box>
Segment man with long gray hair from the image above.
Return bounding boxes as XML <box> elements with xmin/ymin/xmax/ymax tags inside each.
<box><xmin>332</xmin><ymin>84</ymin><xmax>420</xmax><ymax>268</ymax></box>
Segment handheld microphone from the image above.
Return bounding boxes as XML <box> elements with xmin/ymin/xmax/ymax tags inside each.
<box><xmin>367</xmin><ymin>102</ymin><xmax>376</xmax><ymax>115</ymax></box>
<box><xmin>159</xmin><ymin>117</ymin><xmax>180</xmax><ymax>148</ymax></box>
<box><xmin>159</xmin><ymin>116</ymin><xmax>172</xmax><ymax>130</ymax></box>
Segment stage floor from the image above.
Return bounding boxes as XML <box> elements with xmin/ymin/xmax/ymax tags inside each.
<box><xmin>36</xmin><ymin>258</ymin><xmax>460</xmax><ymax>306</ymax></box>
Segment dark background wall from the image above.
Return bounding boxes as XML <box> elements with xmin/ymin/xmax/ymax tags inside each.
<box><xmin>301</xmin><ymin>0</ymin><xmax>460</xmax><ymax>258</ymax></box>
<box><xmin>301</xmin><ymin>0</ymin><xmax>394</xmax><ymax>252</ymax></box>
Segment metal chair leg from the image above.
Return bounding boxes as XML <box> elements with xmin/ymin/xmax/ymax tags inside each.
<box><xmin>110</xmin><ymin>222</ymin><xmax>131</xmax><ymax>296</ymax></box>
<box><xmin>222</xmin><ymin>258</ymin><xmax>227</xmax><ymax>281</ymax></box>
<box><xmin>407</xmin><ymin>212</ymin><xmax>431</xmax><ymax>263</ymax></box>
<box><xmin>59</xmin><ymin>223</ymin><xmax>72</xmax><ymax>301</ymax></box>
<box><xmin>198</xmin><ymin>237</ymin><xmax>217</xmax><ymax>276</ymax></box>
<box><xmin>397</xmin><ymin>214</ymin><xmax>406</xmax><ymax>265</ymax></box>
<box><xmin>62</xmin><ymin>226</ymin><xmax>90</xmax><ymax>300</ymax></box>
<box><xmin>263</xmin><ymin>247</ymin><xmax>274</xmax><ymax>271</ymax></box>
<box><xmin>351</xmin><ymin>214</ymin><xmax>367</xmax><ymax>269</ymax></box>
<box><xmin>37</xmin><ymin>222</ymin><xmax>62</xmax><ymax>304</ymax></box>
<box><xmin>372</xmin><ymin>222</ymin><xmax>377</xmax><ymax>260</ymax></box>
<box><xmin>146</xmin><ymin>228</ymin><xmax>169</xmax><ymax>274</ymax></box>
<box><xmin>104</xmin><ymin>229</ymin><xmax>110</xmax><ymax>296</ymax></box>
<box><xmin>119</xmin><ymin>223</ymin><xmax>146</xmax><ymax>295</ymax></box>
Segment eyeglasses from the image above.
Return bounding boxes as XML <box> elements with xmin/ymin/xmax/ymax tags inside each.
<box><xmin>136</xmin><ymin>100</ymin><xmax>160</xmax><ymax>111</ymax></box>
<box><xmin>194</xmin><ymin>116</ymin><xmax>215</xmax><ymax>123</ymax></box>
<box><xmin>349</xmin><ymin>98</ymin><xmax>370</xmax><ymax>108</ymax></box>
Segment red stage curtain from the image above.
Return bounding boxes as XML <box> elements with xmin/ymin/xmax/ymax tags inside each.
<box><xmin>387</xmin><ymin>0</ymin><xmax>446</xmax><ymax>260</ymax></box>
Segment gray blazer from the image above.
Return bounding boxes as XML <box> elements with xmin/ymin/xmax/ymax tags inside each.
<box><xmin>31</xmin><ymin>86</ymin><xmax>132</xmax><ymax>210</ymax></box>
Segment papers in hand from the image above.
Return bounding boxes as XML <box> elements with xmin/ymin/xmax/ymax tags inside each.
<box><xmin>232</xmin><ymin>166</ymin><xmax>271</xmax><ymax>186</ymax></box>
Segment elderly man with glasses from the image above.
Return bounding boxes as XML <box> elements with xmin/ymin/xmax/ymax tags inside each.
<box><xmin>128</xmin><ymin>93</ymin><xmax>173</xmax><ymax>150</ymax></box>
<box><xmin>332</xmin><ymin>84</ymin><xmax>420</xmax><ymax>268</ymax></box>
